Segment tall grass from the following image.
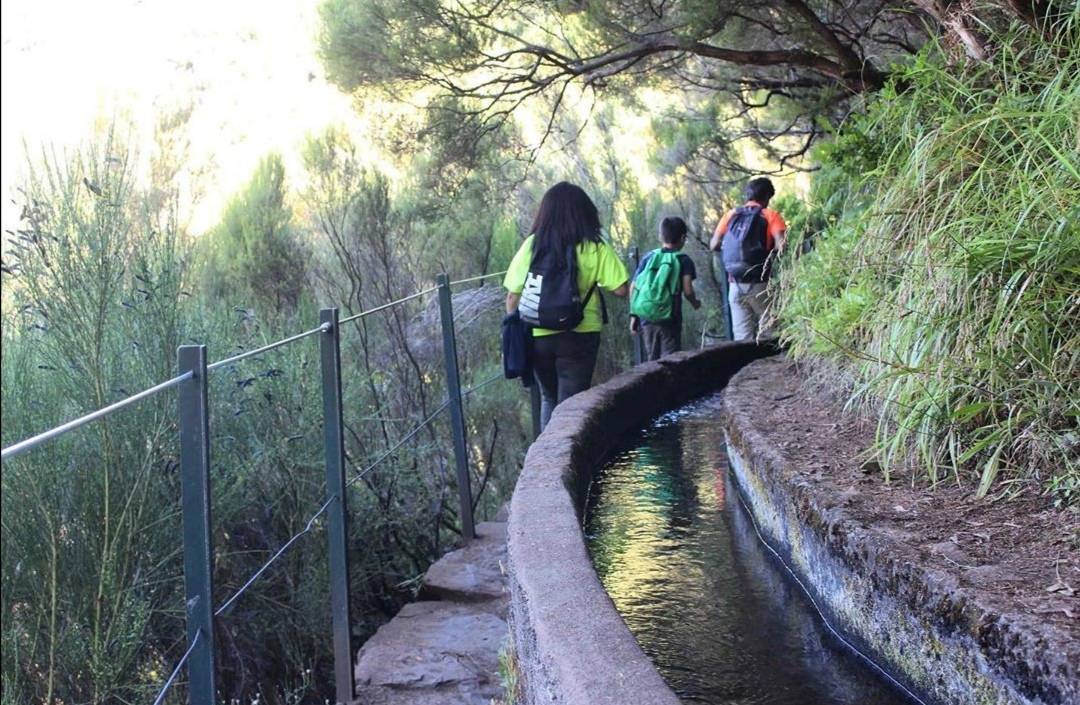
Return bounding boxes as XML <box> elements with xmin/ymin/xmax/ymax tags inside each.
<box><xmin>775</xmin><ymin>13</ymin><xmax>1080</xmax><ymax>502</ymax></box>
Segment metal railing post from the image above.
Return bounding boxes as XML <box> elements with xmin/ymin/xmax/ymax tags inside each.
<box><xmin>177</xmin><ymin>345</ymin><xmax>217</xmax><ymax>705</ymax></box>
<box><xmin>629</xmin><ymin>246</ymin><xmax>644</xmax><ymax>365</ymax></box>
<box><xmin>436</xmin><ymin>273</ymin><xmax>476</xmax><ymax>541</ymax></box>
<box><xmin>319</xmin><ymin>308</ymin><xmax>355</xmax><ymax>704</ymax></box>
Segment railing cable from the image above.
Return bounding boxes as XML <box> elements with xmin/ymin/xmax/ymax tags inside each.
<box><xmin>149</xmin><ymin>628</ymin><xmax>203</xmax><ymax>705</ymax></box>
<box><xmin>3</xmin><ymin>273</ymin><xmax>493</xmax><ymax>461</ymax></box>
<box><xmin>1</xmin><ymin>371</ymin><xmax>193</xmax><ymax>461</ymax></box>
<box><xmin>214</xmin><ymin>400</ymin><xmax>454</xmax><ymax>615</ymax></box>
<box><xmin>461</xmin><ymin>373</ymin><xmax>503</xmax><ymax>398</ymax></box>
<box><xmin>339</xmin><ymin>286</ymin><xmax>439</xmax><ymax>325</ymax></box>
<box><xmin>207</xmin><ymin>323</ymin><xmax>330</xmax><ymax>372</ymax></box>
<box><xmin>447</xmin><ymin>270</ymin><xmax>507</xmax><ymax>287</ymax></box>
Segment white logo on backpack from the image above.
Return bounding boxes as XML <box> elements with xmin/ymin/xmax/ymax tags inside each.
<box><xmin>519</xmin><ymin>271</ymin><xmax>543</xmax><ymax>321</ymax></box>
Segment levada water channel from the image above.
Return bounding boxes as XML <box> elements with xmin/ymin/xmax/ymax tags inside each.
<box><xmin>585</xmin><ymin>393</ymin><xmax>915</xmax><ymax>705</ymax></box>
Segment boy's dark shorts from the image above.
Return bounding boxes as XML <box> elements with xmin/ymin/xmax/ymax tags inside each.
<box><xmin>642</xmin><ymin>321</ymin><xmax>681</xmax><ymax>361</ymax></box>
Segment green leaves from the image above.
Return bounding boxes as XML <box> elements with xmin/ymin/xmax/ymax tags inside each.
<box><xmin>774</xmin><ymin>11</ymin><xmax>1080</xmax><ymax>503</ymax></box>
<box><xmin>199</xmin><ymin>154</ymin><xmax>309</xmax><ymax>310</ymax></box>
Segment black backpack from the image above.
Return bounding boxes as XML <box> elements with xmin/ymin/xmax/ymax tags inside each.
<box><xmin>518</xmin><ymin>243</ymin><xmax>597</xmax><ymax>330</ymax></box>
<box><xmin>721</xmin><ymin>205</ymin><xmax>770</xmax><ymax>282</ymax></box>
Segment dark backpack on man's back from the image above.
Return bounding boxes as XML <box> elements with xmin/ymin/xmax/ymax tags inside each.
<box><xmin>518</xmin><ymin>244</ymin><xmax>597</xmax><ymax>330</ymax></box>
<box><xmin>721</xmin><ymin>205</ymin><xmax>770</xmax><ymax>282</ymax></box>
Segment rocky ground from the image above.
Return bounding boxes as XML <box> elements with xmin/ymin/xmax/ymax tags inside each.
<box><xmin>351</xmin><ymin>512</ymin><xmax>510</xmax><ymax>705</ymax></box>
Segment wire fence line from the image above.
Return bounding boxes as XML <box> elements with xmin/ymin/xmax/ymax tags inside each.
<box><xmin>345</xmin><ymin>399</ymin><xmax>452</xmax><ymax>489</ymax></box>
<box><xmin>213</xmin><ymin>395</ymin><xmax>466</xmax><ymax>619</ymax></box>
<box><xmin>150</xmin><ymin>629</ymin><xmax>203</xmax><ymax>705</ymax></box>
<box><xmin>1</xmin><ymin>273</ymin><xmax>505</xmax><ymax>460</ymax></box>
<box><xmin>214</xmin><ymin>494</ymin><xmax>336</xmax><ymax>617</ymax></box>
<box><xmin>1</xmin><ymin>269</ymin><xmax>518</xmax><ymax>705</ymax></box>
<box><xmin>213</xmin><ymin>377</ymin><xmax>506</xmax><ymax>582</ymax></box>
<box><xmin>462</xmin><ymin>372</ymin><xmax>504</xmax><ymax>399</ymax></box>
<box><xmin>339</xmin><ymin>285</ymin><xmax>439</xmax><ymax>325</ymax></box>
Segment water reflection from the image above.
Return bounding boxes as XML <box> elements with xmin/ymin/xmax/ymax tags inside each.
<box><xmin>585</xmin><ymin>394</ymin><xmax>913</xmax><ymax>705</ymax></box>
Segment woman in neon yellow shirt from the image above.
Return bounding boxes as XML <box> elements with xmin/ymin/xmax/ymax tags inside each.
<box><xmin>504</xmin><ymin>182</ymin><xmax>629</xmax><ymax>429</ymax></box>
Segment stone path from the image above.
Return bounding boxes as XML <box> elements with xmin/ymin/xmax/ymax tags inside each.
<box><xmin>352</xmin><ymin>517</ymin><xmax>509</xmax><ymax>705</ymax></box>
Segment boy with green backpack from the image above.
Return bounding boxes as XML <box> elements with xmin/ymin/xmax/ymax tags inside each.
<box><xmin>629</xmin><ymin>216</ymin><xmax>701</xmax><ymax>360</ymax></box>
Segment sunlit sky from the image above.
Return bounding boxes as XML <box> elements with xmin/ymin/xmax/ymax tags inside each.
<box><xmin>1</xmin><ymin>0</ymin><xmax>806</xmax><ymax>245</ymax></box>
<box><xmin>1</xmin><ymin>0</ymin><xmax>364</xmax><ymax>235</ymax></box>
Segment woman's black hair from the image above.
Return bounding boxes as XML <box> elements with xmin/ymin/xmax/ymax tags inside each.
<box><xmin>660</xmin><ymin>216</ymin><xmax>688</xmax><ymax>244</ymax></box>
<box><xmin>530</xmin><ymin>182</ymin><xmax>602</xmax><ymax>262</ymax></box>
<box><xmin>745</xmin><ymin>177</ymin><xmax>776</xmax><ymax>205</ymax></box>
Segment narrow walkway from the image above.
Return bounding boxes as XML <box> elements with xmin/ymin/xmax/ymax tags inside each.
<box><xmin>352</xmin><ymin>510</ymin><xmax>509</xmax><ymax>705</ymax></box>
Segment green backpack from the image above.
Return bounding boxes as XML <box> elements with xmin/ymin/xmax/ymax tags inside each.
<box><xmin>630</xmin><ymin>250</ymin><xmax>680</xmax><ymax>322</ymax></box>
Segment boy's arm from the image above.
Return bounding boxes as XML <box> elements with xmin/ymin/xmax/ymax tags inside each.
<box><xmin>682</xmin><ymin>275</ymin><xmax>701</xmax><ymax>310</ymax></box>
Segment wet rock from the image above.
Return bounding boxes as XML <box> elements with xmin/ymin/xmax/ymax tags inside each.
<box><xmin>351</xmin><ymin>519</ymin><xmax>511</xmax><ymax>705</ymax></box>
<box><xmin>354</xmin><ymin>601</ymin><xmax>506</xmax><ymax>701</ymax></box>
<box><xmin>421</xmin><ymin>521</ymin><xmax>508</xmax><ymax>606</ymax></box>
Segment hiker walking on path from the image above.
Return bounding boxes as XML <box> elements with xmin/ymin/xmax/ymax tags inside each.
<box><xmin>629</xmin><ymin>216</ymin><xmax>701</xmax><ymax>361</ymax></box>
<box><xmin>709</xmin><ymin>178</ymin><xmax>787</xmax><ymax>341</ymax></box>
<box><xmin>503</xmin><ymin>182</ymin><xmax>629</xmax><ymax>430</ymax></box>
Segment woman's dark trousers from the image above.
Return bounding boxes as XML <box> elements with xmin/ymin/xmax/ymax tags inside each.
<box><xmin>532</xmin><ymin>332</ymin><xmax>601</xmax><ymax>430</ymax></box>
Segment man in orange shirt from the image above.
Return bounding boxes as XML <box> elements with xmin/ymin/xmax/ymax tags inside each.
<box><xmin>708</xmin><ymin>177</ymin><xmax>787</xmax><ymax>341</ymax></box>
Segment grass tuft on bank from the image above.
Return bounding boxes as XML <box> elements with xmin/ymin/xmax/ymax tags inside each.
<box><xmin>775</xmin><ymin>12</ymin><xmax>1080</xmax><ymax>503</ymax></box>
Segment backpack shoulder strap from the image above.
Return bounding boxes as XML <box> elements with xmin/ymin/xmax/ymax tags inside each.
<box><xmin>582</xmin><ymin>280</ymin><xmax>598</xmax><ymax>306</ymax></box>
<box><xmin>594</xmin><ymin>287</ymin><xmax>608</xmax><ymax>325</ymax></box>
<box><xmin>580</xmin><ymin>241</ymin><xmax>610</xmax><ymax>324</ymax></box>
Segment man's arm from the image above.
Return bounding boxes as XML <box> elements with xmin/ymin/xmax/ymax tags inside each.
<box><xmin>709</xmin><ymin>228</ymin><xmax>723</xmax><ymax>251</ymax></box>
<box><xmin>506</xmin><ymin>292</ymin><xmax>520</xmax><ymax>313</ymax></box>
<box><xmin>709</xmin><ymin>213</ymin><xmax>730</xmax><ymax>251</ymax></box>
<box><xmin>767</xmin><ymin>209</ymin><xmax>788</xmax><ymax>253</ymax></box>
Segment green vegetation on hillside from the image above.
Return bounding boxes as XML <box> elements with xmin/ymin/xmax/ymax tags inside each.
<box><xmin>200</xmin><ymin>153</ymin><xmax>308</xmax><ymax>308</ymax></box>
<box><xmin>1</xmin><ymin>124</ymin><xmax>531</xmax><ymax>704</ymax></box>
<box><xmin>775</xmin><ymin>14</ymin><xmax>1080</xmax><ymax>502</ymax></box>
<box><xmin>2</xmin><ymin>3</ymin><xmax>1078</xmax><ymax>705</ymax></box>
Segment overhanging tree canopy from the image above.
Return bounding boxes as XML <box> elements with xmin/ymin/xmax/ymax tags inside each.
<box><xmin>318</xmin><ymin>1</ymin><xmax>1064</xmax><ymax>179</ymax></box>
<box><xmin>319</xmin><ymin>1</ymin><xmax>926</xmax><ymax>170</ymax></box>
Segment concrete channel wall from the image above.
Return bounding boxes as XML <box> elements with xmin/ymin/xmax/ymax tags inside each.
<box><xmin>506</xmin><ymin>341</ymin><xmax>774</xmax><ymax>705</ymax></box>
<box><xmin>721</xmin><ymin>360</ymin><xmax>1078</xmax><ymax>705</ymax></box>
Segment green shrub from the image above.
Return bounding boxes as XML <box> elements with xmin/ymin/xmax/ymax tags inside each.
<box><xmin>2</xmin><ymin>128</ymin><xmax>531</xmax><ymax>704</ymax></box>
<box><xmin>199</xmin><ymin>154</ymin><xmax>309</xmax><ymax>310</ymax></box>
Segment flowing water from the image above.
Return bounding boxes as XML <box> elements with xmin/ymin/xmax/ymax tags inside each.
<box><xmin>585</xmin><ymin>393</ymin><xmax>914</xmax><ymax>705</ymax></box>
